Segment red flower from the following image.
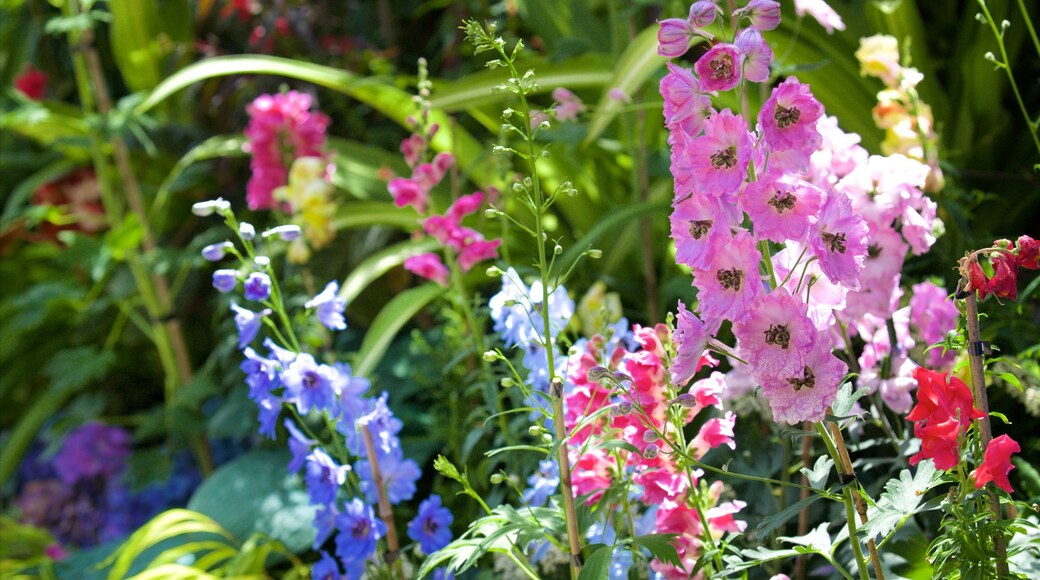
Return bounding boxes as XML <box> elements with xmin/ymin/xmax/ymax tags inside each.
<box><xmin>14</xmin><ymin>65</ymin><xmax>47</xmax><ymax>100</ymax></box>
<box><xmin>1016</xmin><ymin>235</ymin><xmax>1038</xmax><ymax>270</ymax></box>
<box><xmin>967</xmin><ymin>252</ymin><xmax>1019</xmax><ymax>301</ymax></box>
<box><xmin>906</xmin><ymin>367</ymin><xmax>985</xmax><ymax>470</ymax></box>
<box><xmin>972</xmin><ymin>434</ymin><xmax>1020</xmax><ymax>493</ymax></box>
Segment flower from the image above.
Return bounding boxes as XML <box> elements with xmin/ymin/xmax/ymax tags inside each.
<box><xmin>670</xmin><ymin>192</ymin><xmax>743</xmax><ymax>270</ymax></box>
<box><xmin>261</xmin><ymin>224</ymin><xmax>303</xmax><ymax>241</ymax></box>
<box><xmin>739</xmin><ymin>0</ymin><xmax>781</xmax><ymax>31</ymax></box>
<box><xmin>906</xmin><ymin>367</ymin><xmax>985</xmax><ymax>470</ymax></box>
<box><xmin>1016</xmin><ymin>235</ymin><xmax>1039</xmax><ymax>269</ymax></box>
<box><xmin>355</xmin><ymin>448</ymin><xmax>421</xmax><ymax>505</ymax></box>
<box><xmin>795</xmin><ymin>0</ymin><xmax>845</xmax><ymax>33</ymax></box>
<box><xmin>671</xmin><ymin>300</ymin><xmax>712</xmax><ymax>387</ymax></box>
<box><xmin>14</xmin><ymin>64</ymin><xmax>48</xmax><ymax>100</ymax></box>
<box><xmin>689</xmin><ymin>1</ymin><xmax>717</xmax><ymax>28</ymax></box>
<box><xmin>856</xmin><ymin>35</ymin><xmax>901</xmax><ymax>86</ymax></box>
<box><xmin>281</xmin><ymin>353</ymin><xmax>339</xmax><ymax>415</ymax></box>
<box><xmin>239</xmin><ymin>222</ymin><xmax>256</xmax><ymax>240</ymax></box>
<box><xmin>212</xmin><ymin>269</ymin><xmax>238</xmax><ymax>293</ymax></box>
<box><xmin>684</xmin><ymin>109</ymin><xmax>754</xmax><ymax>196</ymax></box>
<box><xmin>407</xmin><ymin>495</ymin><xmax>454</xmax><ymax>554</ymax></box>
<box><xmin>694</xmin><ymin>44</ymin><xmax>743</xmax><ymax>92</ymax></box>
<box><xmin>243</xmin><ymin>272</ymin><xmax>272</xmax><ymax>301</ymax></box>
<box><xmin>202</xmin><ymin>241</ymin><xmax>233</xmax><ymax>261</ymax></box>
<box><xmin>552</xmin><ymin>87</ymin><xmax>586</xmax><ymax>121</ymax></box>
<box><xmin>759</xmin><ymin>77</ymin><xmax>824</xmax><ymax>170</ymax></box>
<box><xmin>306</xmin><ymin>281</ymin><xmax>347</xmax><ymax>331</ymax></box>
<box><xmin>191</xmin><ymin>198</ymin><xmax>231</xmax><ymax>216</ymax></box>
<box><xmin>735</xmin><ymin>28</ymin><xmax>773</xmax><ymax>83</ymax></box>
<box><xmin>972</xmin><ymin>434</ymin><xmax>1020</xmax><ymax>493</ymax></box>
<box><xmin>523</xmin><ymin>459</ymin><xmax>560</xmax><ymax>507</ymax></box>
<box><xmin>658</xmin><ymin>18</ymin><xmax>696</xmax><ymax>58</ymax></box>
<box><xmin>53</xmin><ymin>423</ymin><xmax>131</xmax><ymax>485</ymax></box>
<box><xmin>404</xmin><ymin>253</ymin><xmax>450</xmax><ymax>286</ymax></box>
<box><xmin>689</xmin><ymin>411</ymin><xmax>737</xmax><ymax>459</ymax></box>
<box><xmin>304</xmin><ymin>448</ymin><xmax>350</xmax><ymax>507</ymax></box>
<box><xmin>909</xmin><ymin>281</ymin><xmax>957</xmax><ymax>368</ymax></box>
<box><xmin>660</xmin><ymin>62</ymin><xmax>714</xmax><ymax>138</ymax></box>
<box><xmin>335</xmin><ymin>498</ymin><xmax>386</xmax><ymax>577</ymax></box>
<box><xmin>388</xmin><ymin>177</ymin><xmax>428</xmax><ymax>214</ymax></box>
<box><xmin>285</xmin><ymin>418</ymin><xmax>316</xmax><ymax>473</ymax></box>
<box><xmin>691</xmin><ymin>229</ymin><xmax>762</xmax><ymax>323</ymax></box>
<box><xmin>740</xmin><ymin>172</ymin><xmax>823</xmax><ymax>244</ymax></box>
<box><xmin>733</xmin><ymin>289</ymin><xmax>817</xmax><ymax>381</ymax></box>
<box><xmin>759</xmin><ymin>342</ymin><xmax>848</xmax><ymax>424</ymax></box>
<box><xmin>231</xmin><ymin>302</ymin><xmax>270</xmax><ymax>349</ymax></box>
<box><xmin>810</xmin><ymin>192</ymin><xmax>869</xmax><ymax>289</ymax></box>
<box><xmin>310</xmin><ymin>551</ymin><xmax>342</xmax><ymax>580</ymax></box>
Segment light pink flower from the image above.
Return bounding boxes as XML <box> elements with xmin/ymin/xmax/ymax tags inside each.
<box><xmin>552</xmin><ymin>87</ymin><xmax>586</xmax><ymax>121</ymax></box>
<box><xmin>810</xmin><ymin>191</ymin><xmax>869</xmax><ymax>289</ymax></box>
<box><xmin>660</xmin><ymin>62</ymin><xmax>714</xmax><ymax>138</ymax></box>
<box><xmin>795</xmin><ymin>0</ymin><xmax>846</xmax><ymax>33</ymax></box>
<box><xmin>670</xmin><ymin>301</ymin><xmax>712</xmax><ymax>387</ymax></box>
<box><xmin>658</xmin><ymin>18</ymin><xmax>696</xmax><ymax>58</ymax></box>
<box><xmin>685</xmin><ymin>109</ymin><xmax>754</xmax><ymax>196</ymax></box>
<box><xmin>909</xmin><ymin>281</ymin><xmax>958</xmax><ymax>368</ymax></box>
<box><xmin>692</xmin><ymin>228</ymin><xmax>762</xmax><ymax>322</ymax></box>
<box><xmin>741</xmin><ymin>172</ymin><xmax>823</xmax><ymax>243</ymax></box>
<box><xmin>843</xmin><ymin>222</ymin><xmax>907</xmax><ymax>320</ymax></box>
<box><xmin>760</xmin><ymin>341</ymin><xmax>847</xmax><ymax>424</ymax></box>
<box><xmin>735</xmin><ymin>28</ymin><xmax>773</xmax><ymax>83</ymax></box>
<box><xmin>689</xmin><ymin>1</ymin><xmax>718</xmax><ymax>28</ymax></box>
<box><xmin>404</xmin><ymin>253</ymin><xmax>449</xmax><ymax>286</ymax></box>
<box><xmin>759</xmin><ymin>77</ymin><xmax>824</xmax><ymax>171</ymax></box>
<box><xmin>739</xmin><ymin>0</ymin><xmax>781</xmax><ymax>31</ymax></box>
<box><xmin>670</xmin><ymin>192</ymin><xmax>742</xmax><ymax>270</ymax></box>
<box><xmin>772</xmin><ymin>241</ymin><xmax>848</xmax><ymax>332</ymax></box>
<box><xmin>695</xmin><ymin>44</ymin><xmax>743</xmax><ymax>92</ymax></box>
<box><xmin>733</xmin><ymin>288</ymin><xmax>817</xmax><ymax>381</ymax></box>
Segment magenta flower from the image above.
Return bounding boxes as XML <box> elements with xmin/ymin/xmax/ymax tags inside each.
<box><xmin>689</xmin><ymin>1</ymin><xmax>718</xmax><ymax>28</ymax></box>
<box><xmin>458</xmin><ymin>237</ymin><xmax>501</xmax><ymax>272</ymax></box>
<box><xmin>671</xmin><ymin>300</ymin><xmax>712</xmax><ymax>387</ymax></box>
<box><xmin>733</xmin><ymin>289</ymin><xmax>817</xmax><ymax>381</ymax></box>
<box><xmin>658</xmin><ymin>18</ymin><xmax>696</xmax><ymax>58</ymax></box>
<box><xmin>684</xmin><ymin>109</ymin><xmax>754</xmax><ymax>196</ymax></box>
<box><xmin>660</xmin><ymin>62</ymin><xmax>714</xmax><ymax>138</ymax></box>
<box><xmin>388</xmin><ymin>177</ymin><xmax>428</xmax><ymax>214</ymax></box>
<box><xmin>445</xmin><ymin>191</ymin><xmax>485</xmax><ymax>222</ymax></box>
<box><xmin>735</xmin><ymin>28</ymin><xmax>773</xmax><ymax>83</ymax></box>
<box><xmin>404</xmin><ymin>253</ymin><xmax>450</xmax><ymax>286</ymax></box>
<box><xmin>740</xmin><ymin>172</ymin><xmax>822</xmax><ymax>243</ymax></box>
<box><xmin>670</xmin><ymin>192</ymin><xmax>742</xmax><ymax>270</ymax></box>
<box><xmin>689</xmin><ymin>411</ymin><xmax>737</xmax><ymax>459</ymax></box>
<box><xmin>695</xmin><ymin>43</ymin><xmax>743</xmax><ymax>92</ymax></box>
<box><xmin>739</xmin><ymin>0</ymin><xmax>781</xmax><ymax>31</ymax></box>
<box><xmin>760</xmin><ymin>341</ymin><xmax>847</xmax><ymax>424</ymax></box>
<box><xmin>810</xmin><ymin>192</ymin><xmax>869</xmax><ymax>289</ymax></box>
<box><xmin>759</xmin><ymin>77</ymin><xmax>824</xmax><ymax>171</ymax></box>
<box><xmin>692</xmin><ymin>229</ymin><xmax>762</xmax><ymax>322</ymax></box>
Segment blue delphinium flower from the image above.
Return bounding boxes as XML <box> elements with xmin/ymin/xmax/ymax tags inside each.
<box><xmin>256</xmin><ymin>395</ymin><xmax>281</xmax><ymax>439</ymax></box>
<box><xmin>231</xmin><ymin>302</ymin><xmax>270</xmax><ymax>349</ymax></box>
<box><xmin>355</xmin><ymin>448</ymin><xmax>421</xmax><ymax>505</ymax></box>
<box><xmin>281</xmin><ymin>353</ymin><xmax>338</xmax><ymax>415</ymax></box>
<box><xmin>285</xmin><ymin>418</ymin><xmax>315</xmax><ymax>473</ymax></box>
<box><xmin>243</xmin><ymin>272</ymin><xmax>272</xmax><ymax>301</ymax></box>
<box><xmin>306</xmin><ymin>281</ymin><xmax>347</xmax><ymax>331</ymax></box>
<box><xmin>609</xmin><ymin>546</ymin><xmax>634</xmax><ymax>579</ymax></box>
<box><xmin>305</xmin><ymin>448</ymin><xmax>350</xmax><ymax>507</ymax></box>
<box><xmin>202</xmin><ymin>241</ymin><xmax>233</xmax><ymax>261</ymax></box>
<box><xmin>522</xmin><ymin>458</ymin><xmax>560</xmax><ymax>507</ymax></box>
<box><xmin>340</xmin><ymin>391</ymin><xmax>402</xmax><ymax>456</ymax></box>
<box><xmin>334</xmin><ymin>498</ymin><xmax>386</xmax><ymax>577</ymax></box>
<box><xmin>407</xmin><ymin>494</ymin><xmax>454</xmax><ymax>554</ymax></box>
<box><xmin>212</xmin><ymin>269</ymin><xmax>238</xmax><ymax>293</ymax></box>
<box><xmin>310</xmin><ymin>550</ymin><xmax>342</xmax><ymax>580</ymax></box>
<box><xmin>241</xmin><ymin>347</ymin><xmax>278</xmax><ymax>400</ymax></box>
<box><xmin>262</xmin><ymin>224</ymin><xmax>302</xmax><ymax>241</ymax></box>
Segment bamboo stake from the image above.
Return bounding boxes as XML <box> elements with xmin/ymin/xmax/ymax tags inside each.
<box><xmin>361</xmin><ymin>422</ymin><xmax>403</xmax><ymax>580</ymax></box>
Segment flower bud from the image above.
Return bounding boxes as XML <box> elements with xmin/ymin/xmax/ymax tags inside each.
<box><xmin>243</xmin><ymin>272</ymin><xmax>272</xmax><ymax>301</ymax></box>
<box><xmin>740</xmin><ymin>0</ymin><xmax>781</xmax><ymax>31</ymax></box>
<box><xmin>643</xmin><ymin>443</ymin><xmax>660</xmax><ymax>459</ymax></box>
<box><xmin>201</xmin><ymin>241</ymin><xmax>233</xmax><ymax>262</ymax></box>
<box><xmin>490</xmin><ymin>473</ymin><xmax>504</xmax><ymax>484</ymax></box>
<box><xmin>657</xmin><ymin>18</ymin><xmax>695</xmax><ymax>58</ymax></box>
<box><xmin>483</xmin><ymin>350</ymin><xmax>500</xmax><ymax>362</ymax></box>
<box><xmin>239</xmin><ymin>222</ymin><xmax>256</xmax><ymax>241</ymax></box>
<box><xmin>553</xmin><ymin>244</ymin><xmax>563</xmax><ymax>255</ymax></box>
<box><xmin>484</xmin><ymin>208</ymin><xmax>500</xmax><ymax>218</ymax></box>
<box><xmin>261</xmin><ymin>224</ymin><xmax>303</xmax><ymax>241</ymax></box>
<box><xmin>689</xmin><ymin>0</ymin><xmax>717</xmax><ymax>28</ymax></box>
<box><xmin>212</xmin><ymin>269</ymin><xmax>238</xmax><ymax>293</ymax></box>
<box><xmin>254</xmin><ymin>256</ymin><xmax>271</xmax><ymax>267</ymax></box>
<box><xmin>500</xmin><ymin>377</ymin><xmax>515</xmax><ymax>388</ymax></box>
<box><xmin>191</xmin><ymin>198</ymin><xmax>230</xmax><ymax>217</ymax></box>
<box><xmin>642</xmin><ymin>430</ymin><xmax>660</xmax><ymax>443</ymax></box>
<box><xmin>528</xmin><ymin>425</ymin><xmax>544</xmax><ymax>437</ymax></box>
<box><xmin>671</xmin><ymin>393</ymin><xmax>698</xmax><ymax>408</ymax></box>
<box><xmin>586</xmin><ymin>365</ymin><xmax>613</xmax><ymax>383</ymax></box>
<box><xmin>486</xmin><ymin>266</ymin><xmax>503</xmax><ymax>277</ymax></box>
<box><xmin>586</xmin><ymin>249</ymin><xmax>603</xmax><ymax>259</ymax></box>
<box><xmin>616</xmin><ymin>401</ymin><xmax>635</xmax><ymax>415</ymax></box>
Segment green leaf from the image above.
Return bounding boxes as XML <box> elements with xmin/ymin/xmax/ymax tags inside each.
<box><xmin>108</xmin><ymin>0</ymin><xmax>164</xmax><ymax>92</ymax></box>
<box><xmin>1</xmin><ymin>159</ymin><xmax>79</xmax><ymax>229</ymax></box>
<box><xmin>996</xmin><ymin>372</ymin><xmax>1022</xmax><ymax>390</ymax></box>
<box><xmin>331</xmin><ymin>201</ymin><xmax>421</xmax><ymax>232</ymax></box>
<box><xmin>326</xmin><ymin>137</ymin><xmax>408</xmax><ymax>200</ymax></box>
<box><xmin>778</xmin><ymin>523</ymin><xmax>834</xmax><ymax>555</ymax></box>
<box><xmin>800</xmin><ymin>455</ymin><xmax>834</xmax><ymax>490</ymax></box>
<box><xmin>633</xmin><ymin>534</ymin><xmax>683</xmax><ymax>568</ymax></box>
<box><xmin>338</xmin><ymin>238</ymin><xmax>438</xmax><ymax>306</ymax></box>
<box><xmin>583</xmin><ymin>25</ymin><xmax>671</xmax><ymax>144</ymax></box>
<box><xmin>861</xmin><ymin>458</ymin><xmax>943</xmax><ymax>545</ymax></box>
<box><xmin>559</xmin><ymin>200</ymin><xmax>670</xmax><ymax>274</ymax></box>
<box><xmin>830</xmin><ymin>381</ymin><xmax>870</xmax><ymax>419</ymax></box>
<box><xmin>756</xmin><ymin>492</ymin><xmax>829</xmax><ymax>539</ymax></box>
<box><xmin>186</xmin><ymin>448</ymin><xmax>316</xmax><ymax>555</ymax></box>
<box><xmin>101</xmin><ymin>509</ymin><xmax>236</xmax><ymax>580</ymax></box>
<box><xmin>152</xmin><ymin>134</ymin><xmax>247</xmax><ymax>223</ymax></box>
<box><xmin>353</xmin><ymin>283</ymin><xmax>444</xmax><ymax>377</ymax></box>
<box><xmin>577</xmin><ymin>544</ymin><xmax>613</xmax><ymax>580</ymax></box>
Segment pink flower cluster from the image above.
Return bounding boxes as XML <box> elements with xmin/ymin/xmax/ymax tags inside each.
<box><xmin>389</xmin><ymin>127</ymin><xmax>501</xmax><ymax>285</ymax></box>
<box><xmin>660</xmin><ymin>1</ymin><xmax>949</xmax><ymax>422</ymax></box>
<box><xmin>244</xmin><ymin>91</ymin><xmax>330</xmax><ymax>210</ymax></box>
<box><xmin>562</xmin><ymin>324</ymin><xmax>743</xmax><ymax>578</ymax></box>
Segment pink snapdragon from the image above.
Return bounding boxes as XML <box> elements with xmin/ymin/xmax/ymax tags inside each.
<box><xmin>244</xmin><ymin>91</ymin><xmax>329</xmax><ymax>210</ymax></box>
<box><xmin>404</xmin><ymin>253</ymin><xmax>450</xmax><ymax>286</ymax></box>
<box><xmin>689</xmin><ymin>411</ymin><xmax>737</xmax><ymax>459</ymax></box>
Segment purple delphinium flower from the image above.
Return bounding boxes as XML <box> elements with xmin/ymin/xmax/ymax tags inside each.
<box><xmin>256</xmin><ymin>394</ymin><xmax>281</xmax><ymax>439</ymax></box>
<box><xmin>281</xmin><ymin>353</ymin><xmax>338</xmax><ymax>415</ymax></box>
<box><xmin>231</xmin><ymin>302</ymin><xmax>270</xmax><ymax>350</ymax></box>
<box><xmin>341</xmin><ymin>392</ymin><xmax>402</xmax><ymax>456</ymax></box>
<box><xmin>407</xmin><ymin>495</ymin><xmax>454</xmax><ymax>554</ymax></box>
<box><xmin>335</xmin><ymin>498</ymin><xmax>386</xmax><ymax>578</ymax></box>
<box><xmin>54</xmin><ymin>423</ymin><xmax>132</xmax><ymax>485</ymax></box>
<box><xmin>523</xmin><ymin>459</ymin><xmax>560</xmax><ymax>507</ymax></box>
<box><xmin>201</xmin><ymin>241</ymin><xmax>233</xmax><ymax>261</ymax></box>
<box><xmin>285</xmin><ymin>418</ymin><xmax>315</xmax><ymax>473</ymax></box>
<box><xmin>313</xmin><ymin>504</ymin><xmax>339</xmax><ymax>549</ymax></box>
<box><xmin>305</xmin><ymin>281</ymin><xmax>347</xmax><ymax>331</ymax></box>
<box><xmin>305</xmin><ymin>448</ymin><xmax>350</xmax><ymax>507</ymax></box>
<box><xmin>212</xmin><ymin>269</ymin><xmax>238</xmax><ymax>293</ymax></box>
<box><xmin>355</xmin><ymin>448</ymin><xmax>421</xmax><ymax>505</ymax></box>
<box><xmin>261</xmin><ymin>224</ymin><xmax>302</xmax><ymax>241</ymax></box>
<box><xmin>243</xmin><ymin>272</ymin><xmax>272</xmax><ymax>301</ymax></box>
<box><xmin>310</xmin><ymin>550</ymin><xmax>342</xmax><ymax>580</ymax></box>
<box><xmin>241</xmin><ymin>347</ymin><xmax>278</xmax><ymax>400</ymax></box>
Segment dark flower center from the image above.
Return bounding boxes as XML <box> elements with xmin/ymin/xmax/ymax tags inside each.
<box><xmin>352</xmin><ymin>519</ymin><xmax>370</xmax><ymax>539</ymax></box>
<box><xmin>787</xmin><ymin>366</ymin><xmax>816</xmax><ymax>391</ymax></box>
<box><xmin>867</xmin><ymin>243</ymin><xmax>881</xmax><ymax>259</ymax></box>
<box><xmin>716</xmin><ymin>268</ymin><xmax>743</xmax><ymax>290</ymax></box>
<box><xmin>689</xmin><ymin>220</ymin><xmax>713</xmax><ymax>239</ymax></box>
<box><xmin>710</xmin><ymin>146</ymin><xmax>738</xmax><ymax>169</ymax></box>
<box><xmin>821</xmin><ymin>231</ymin><xmax>848</xmax><ymax>254</ymax></box>
<box><xmin>764</xmin><ymin>324</ymin><xmax>791</xmax><ymax>349</ymax></box>
<box><xmin>767</xmin><ymin>190</ymin><xmax>797</xmax><ymax>214</ymax></box>
<box><xmin>423</xmin><ymin>517</ymin><xmax>439</xmax><ymax>535</ymax></box>
<box><xmin>774</xmin><ymin>104</ymin><xmax>801</xmax><ymax>129</ymax></box>
<box><xmin>303</xmin><ymin>371</ymin><xmax>320</xmax><ymax>390</ymax></box>
<box><xmin>709</xmin><ymin>54</ymin><xmax>734</xmax><ymax>80</ymax></box>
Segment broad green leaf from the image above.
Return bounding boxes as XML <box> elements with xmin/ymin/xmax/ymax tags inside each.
<box><xmin>136</xmin><ymin>55</ymin><xmax>496</xmax><ymax>186</ymax></box>
<box><xmin>756</xmin><ymin>491</ymin><xmax>829</xmax><ymax>539</ymax></box>
<box><xmin>583</xmin><ymin>25</ymin><xmax>671</xmax><ymax>145</ymax></box>
<box><xmin>102</xmin><ymin>509</ymin><xmax>236</xmax><ymax>580</ymax></box>
<box><xmin>187</xmin><ymin>449</ymin><xmax>316</xmax><ymax>556</ymax></box>
<box><xmin>338</xmin><ymin>238</ymin><xmax>438</xmax><ymax>306</ymax></box>
<box><xmin>861</xmin><ymin>459</ymin><xmax>943</xmax><ymax>545</ymax></box>
<box><xmin>577</xmin><ymin>544</ymin><xmax>613</xmax><ymax>580</ymax></box>
<box><xmin>108</xmin><ymin>0</ymin><xmax>164</xmax><ymax>92</ymax></box>
<box><xmin>331</xmin><ymin>201</ymin><xmax>421</xmax><ymax>231</ymax></box>
<box><xmin>152</xmin><ymin>134</ymin><xmax>247</xmax><ymax>222</ymax></box>
<box><xmin>353</xmin><ymin>283</ymin><xmax>443</xmax><ymax>377</ymax></box>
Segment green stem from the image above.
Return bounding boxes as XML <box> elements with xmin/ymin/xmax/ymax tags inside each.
<box><xmin>815</xmin><ymin>423</ymin><xmax>869</xmax><ymax>580</ymax></box>
<box><xmin>978</xmin><ymin>0</ymin><xmax>1040</xmax><ymax>156</ymax></box>
<box><xmin>1017</xmin><ymin>0</ymin><xmax>1040</xmax><ymax>57</ymax></box>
